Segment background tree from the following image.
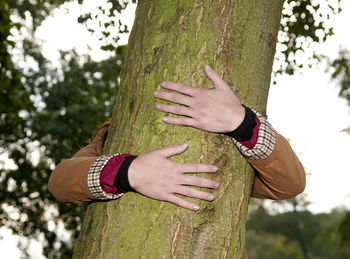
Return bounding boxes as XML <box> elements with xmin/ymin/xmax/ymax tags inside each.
<box><xmin>330</xmin><ymin>49</ymin><xmax>350</xmax><ymax>129</ymax></box>
<box><xmin>246</xmin><ymin>200</ymin><xmax>350</xmax><ymax>259</ymax></box>
<box><xmin>0</xmin><ymin>1</ymin><xmax>129</xmax><ymax>257</ymax></box>
<box><xmin>1</xmin><ymin>50</ymin><xmax>125</xmax><ymax>258</ymax></box>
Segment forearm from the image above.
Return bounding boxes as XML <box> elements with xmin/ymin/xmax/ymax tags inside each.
<box><xmin>248</xmin><ymin>132</ymin><xmax>306</xmax><ymax>200</ymax></box>
<box><xmin>228</xmin><ymin>108</ymin><xmax>306</xmax><ymax>199</ymax></box>
<box><xmin>48</xmin><ymin>153</ymin><xmax>136</xmax><ymax>203</ymax></box>
<box><xmin>48</xmin><ymin>156</ymin><xmax>98</xmax><ymax>203</ymax></box>
<box><xmin>49</xmin><ymin>142</ymin><xmax>219</xmax><ymax>211</ymax></box>
<box><xmin>48</xmin><ymin>122</ymin><xmax>129</xmax><ymax>203</ymax></box>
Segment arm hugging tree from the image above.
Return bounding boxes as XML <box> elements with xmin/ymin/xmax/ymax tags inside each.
<box><xmin>74</xmin><ymin>1</ymin><xmax>287</xmax><ymax>258</ymax></box>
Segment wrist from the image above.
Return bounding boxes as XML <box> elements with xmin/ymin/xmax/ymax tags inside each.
<box><xmin>234</xmin><ymin>104</ymin><xmax>245</xmax><ymax>131</ymax></box>
<box><xmin>224</xmin><ymin>105</ymin><xmax>257</xmax><ymax>141</ymax></box>
<box><xmin>224</xmin><ymin>104</ymin><xmax>245</xmax><ymax>132</ymax></box>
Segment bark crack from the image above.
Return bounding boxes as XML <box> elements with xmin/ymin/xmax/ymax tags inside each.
<box><xmin>219</xmin><ymin>3</ymin><xmax>226</xmax><ymax>19</ymax></box>
<box><xmin>223</xmin><ymin>161</ymin><xmax>248</xmax><ymax>258</ymax></box>
<box><xmin>96</xmin><ymin>203</ymin><xmax>109</xmax><ymax>258</ymax></box>
<box><xmin>147</xmin><ymin>2</ymin><xmax>152</xmax><ymax>21</ymax></box>
<box><xmin>214</xmin><ymin>15</ymin><xmax>230</xmax><ymax>62</ymax></box>
<box><xmin>223</xmin><ymin>199</ymin><xmax>234</xmax><ymax>259</ymax></box>
<box><xmin>198</xmin><ymin>131</ymin><xmax>209</xmax><ymax>163</ymax></box>
<box><xmin>221</xmin><ymin>55</ymin><xmax>229</xmax><ymax>78</ymax></box>
<box><xmin>171</xmin><ymin>207</ymin><xmax>183</xmax><ymax>259</ymax></box>
<box><xmin>129</xmin><ymin>64</ymin><xmax>144</xmax><ymax>153</ymax></box>
<box><xmin>195</xmin><ymin>6</ymin><xmax>204</xmax><ymax>42</ymax></box>
<box><xmin>235</xmin><ymin>162</ymin><xmax>248</xmax><ymax>227</ymax></box>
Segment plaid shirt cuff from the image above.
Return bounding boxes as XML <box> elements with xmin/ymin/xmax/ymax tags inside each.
<box><xmin>232</xmin><ymin>111</ymin><xmax>276</xmax><ymax>160</ymax></box>
<box><xmin>87</xmin><ymin>154</ymin><xmax>124</xmax><ymax>200</ymax></box>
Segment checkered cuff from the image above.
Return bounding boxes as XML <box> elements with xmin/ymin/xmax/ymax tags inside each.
<box><xmin>87</xmin><ymin>154</ymin><xmax>124</xmax><ymax>200</ymax></box>
<box><xmin>232</xmin><ymin>111</ymin><xmax>276</xmax><ymax>160</ymax></box>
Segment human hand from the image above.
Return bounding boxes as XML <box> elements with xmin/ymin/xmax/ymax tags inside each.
<box><xmin>127</xmin><ymin>143</ymin><xmax>219</xmax><ymax>211</ymax></box>
<box><xmin>154</xmin><ymin>65</ymin><xmax>245</xmax><ymax>133</ymax></box>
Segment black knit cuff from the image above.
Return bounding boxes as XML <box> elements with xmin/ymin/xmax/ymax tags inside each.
<box><xmin>113</xmin><ymin>156</ymin><xmax>138</xmax><ymax>193</ymax></box>
<box><xmin>224</xmin><ymin>105</ymin><xmax>257</xmax><ymax>142</ymax></box>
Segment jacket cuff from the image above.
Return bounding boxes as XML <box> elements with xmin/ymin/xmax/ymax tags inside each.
<box><xmin>87</xmin><ymin>154</ymin><xmax>124</xmax><ymax>200</ymax></box>
<box><xmin>232</xmin><ymin>111</ymin><xmax>276</xmax><ymax>160</ymax></box>
<box><xmin>239</xmin><ymin>116</ymin><xmax>260</xmax><ymax>149</ymax></box>
<box><xmin>113</xmin><ymin>156</ymin><xmax>137</xmax><ymax>193</ymax></box>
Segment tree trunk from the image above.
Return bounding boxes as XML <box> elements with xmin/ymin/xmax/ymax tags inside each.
<box><xmin>73</xmin><ymin>0</ymin><xmax>283</xmax><ymax>258</ymax></box>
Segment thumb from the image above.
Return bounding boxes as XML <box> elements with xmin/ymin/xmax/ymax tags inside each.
<box><xmin>204</xmin><ymin>65</ymin><xmax>229</xmax><ymax>89</ymax></box>
<box><xmin>155</xmin><ymin>143</ymin><xmax>189</xmax><ymax>158</ymax></box>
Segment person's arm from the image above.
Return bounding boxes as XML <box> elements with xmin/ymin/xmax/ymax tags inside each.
<box><xmin>48</xmin><ymin>124</ymin><xmax>115</xmax><ymax>203</ymax></box>
<box><xmin>229</xmin><ymin>109</ymin><xmax>305</xmax><ymax>199</ymax></box>
<box><xmin>154</xmin><ymin>65</ymin><xmax>306</xmax><ymax>200</ymax></box>
<box><xmin>247</xmin><ymin>131</ymin><xmax>305</xmax><ymax>199</ymax></box>
<box><xmin>48</xmin><ymin>123</ymin><xmax>219</xmax><ymax>210</ymax></box>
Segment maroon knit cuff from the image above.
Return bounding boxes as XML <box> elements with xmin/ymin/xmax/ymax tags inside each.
<box><xmin>100</xmin><ymin>154</ymin><xmax>134</xmax><ymax>195</ymax></box>
<box><xmin>239</xmin><ymin>116</ymin><xmax>261</xmax><ymax>149</ymax></box>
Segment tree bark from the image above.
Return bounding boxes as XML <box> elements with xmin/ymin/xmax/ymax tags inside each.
<box><xmin>73</xmin><ymin>0</ymin><xmax>283</xmax><ymax>258</ymax></box>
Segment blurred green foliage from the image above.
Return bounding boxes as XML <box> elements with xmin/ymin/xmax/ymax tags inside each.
<box><xmin>0</xmin><ymin>0</ymin><xmax>350</xmax><ymax>258</ymax></box>
<box><xmin>277</xmin><ymin>0</ymin><xmax>341</xmax><ymax>75</ymax></box>
<box><xmin>246</xmin><ymin>199</ymin><xmax>350</xmax><ymax>259</ymax></box>
<box><xmin>0</xmin><ymin>1</ymin><xmax>128</xmax><ymax>257</ymax></box>
<box><xmin>1</xmin><ymin>49</ymin><xmax>126</xmax><ymax>257</ymax></box>
<box><xmin>0</xmin><ymin>1</ymin><xmax>32</xmax><ymax>147</ymax></box>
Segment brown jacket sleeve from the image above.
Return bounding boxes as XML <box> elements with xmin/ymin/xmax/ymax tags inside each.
<box><xmin>48</xmin><ymin>125</ymin><xmax>108</xmax><ymax>203</ymax></box>
<box><xmin>49</xmin><ymin>115</ymin><xmax>305</xmax><ymax>203</ymax></box>
<box><xmin>249</xmin><ymin>132</ymin><xmax>306</xmax><ymax>200</ymax></box>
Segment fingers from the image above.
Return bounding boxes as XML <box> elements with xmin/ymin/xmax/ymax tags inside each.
<box><xmin>204</xmin><ymin>65</ymin><xmax>228</xmax><ymax>89</ymax></box>
<box><xmin>166</xmin><ymin>185</ymin><xmax>216</xmax><ymax>211</ymax></box>
<box><xmin>158</xmin><ymin>65</ymin><xmax>229</xmax><ymax>95</ymax></box>
<box><xmin>166</xmin><ymin>195</ymin><xmax>201</xmax><ymax>211</ymax></box>
<box><xmin>181</xmin><ymin>163</ymin><xmax>218</xmax><ymax>173</ymax></box>
<box><xmin>162</xmin><ymin>116</ymin><xmax>195</xmax><ymax>127</ymax></box>
<box><xmin>156</xmin><ymin>104</ymin><xmax>193</xmax><ymax>117</ymax></box>
<box><xmin>176</xmin><ymin>186</ymin><xmax>215</xmax><ymax>202</ymax></box>
<box><xmin>154</xmin><ymin>143</ymin><xmax>189</xmax><ymax>158</ymax></box>
<box><xmin>154</xmin><ymin>91</ymin><xmax>191</xmax><ymax>106</ymax></box>
<box><xmin>161</xmin><ymin>82</ymin><xmax>198</xmax><ymax>96</ymax></box>
<box><xmin>181</xmin><ymin>175</ymin><xmax>219</xmax><ymax>189</ymax></box>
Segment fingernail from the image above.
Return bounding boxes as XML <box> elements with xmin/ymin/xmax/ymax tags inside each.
<box><xmin>154</xmin><ymin>91</ymin><xmax>159</xmax><ymax>97</ymax></box>
<box><xmin>182</xmin><ymin>143</ymin><xmax>188</xmax><ymax>147</ymax></box>
<box><xmin>214</xmin><ymin>182</ymin><xmax>219</xmax><ymax>188</ymax></box>
<box><xmin>212</xmin><ymin>166</ymin><xmax>218</xmax><ymax>171</ymax></box>
<box><xmin>163</xmin><ymin>117</ymin><xmax>168</xmax><ymax>122</ymax></box>
<box><xmin>205</xmin><ymin>64</ymin><xmax>211</xmax><ymax>70</ymax></box>
<box><xmin>208</xmin><ymin>194</ymin><xmax>214</xmax><ymax>201</ymax></box>
<box><xmin>194</xmin><ymin>205</ymin><xmax>200</xmax><ymax>210</ymax></box>
<box><xmin>161</xmin><ymin>82</ymin><xmax>167</xmax><ymax>87</ymax></box>
<box><xmin>156</xmin><ymin>104</ymin><xmax>161</xmax><ymax>109</ymax></box>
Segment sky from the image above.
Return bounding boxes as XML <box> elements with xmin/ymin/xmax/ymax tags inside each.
<box><xmin>267</xmin><ymin>0</ymin><xmax>350</xmax><ymax>213</ymax></box>
<box><xmin>1</xmin><ymin>0</ymin><xmax>350</xmax><ymax>257</ymax></box>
